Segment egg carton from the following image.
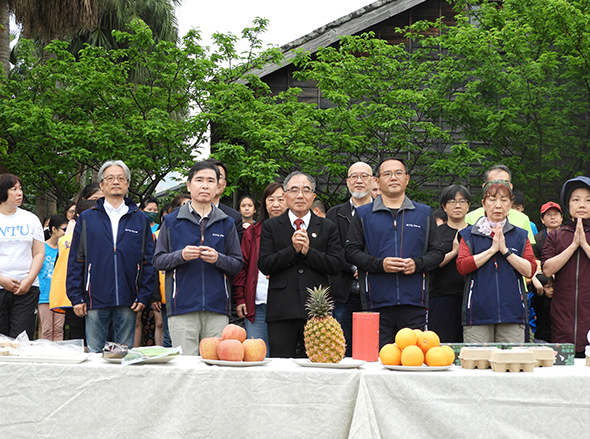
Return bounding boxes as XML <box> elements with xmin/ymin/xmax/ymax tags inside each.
<box><xmin>489</xmin><ymin>349</ymin><xmax>536</xmax><ymax>373</ymax></box>
<box><xmin>458</xmin><ymin>347</ymin><xmax>500</xmax><ymax>369</ymax></box>
<box><xmin>512</xmin><ymin>346</ymin><xmax>555</xmax><ymax>367</ymax></box>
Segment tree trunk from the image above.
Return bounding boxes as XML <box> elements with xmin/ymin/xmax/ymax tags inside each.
<box><xmin>0</xmin><ymin>1</ymin><xmax>9</xmax><ymax>76</ymax></box>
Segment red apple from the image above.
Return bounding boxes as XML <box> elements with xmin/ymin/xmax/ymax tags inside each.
<box><xmin>217</xmin><ymin>339</ymin><xmax>244</xmax><ymax>362</ymax></box>
<box><xmin>242</xmin><ymin>338</ymin><xmax>267</xmax><ymax>362</ymax></box>
<box><xmin>199</xmin><ymin>337</ymin><xmax>222</xmax><ymax>360</ymax></box>
<box><xmin>221</xmin><ymin>324</ymin><xmax>247</xmax><ymax>342</ymax></box>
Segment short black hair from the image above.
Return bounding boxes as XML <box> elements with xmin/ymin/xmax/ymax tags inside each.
<box><xmin>375</xmin><ymin>157</ymin><xmax>407</xmax><ymax>176</ymax></box>
<box><xmin>140</xmin><ymin>195</ymin><xmax>158</xmax><ymax>210</ymax></box>
<box><xmin>204</xmin><ymin>158</ymin><xmax>228</xmax><ymax>180</ymax></box>
<box><xmin>76</xmin><ymin>199</ymin><xmax>96</xmax><ymax>216</ymax></box>
<box><xmin>188</xmin><ymin>161</ymin><xmax>220</xmax><ymax>183</ymax></box>
<box><xmin>48</xmin><ymin>214</ymin><xmax>68</xmax><ymax>232</ymax></box>
<box><xmin>0</xmin><ymin>174</ymin><xmax>22</xmax><ymax>203</ymax></box>
<box><xmin>433</xmin><ymin>208</ymin><xmax>448</xmax><ymax>222</ymax></box>
<box><xmin>439</xmin><ymin>185</ymin><xmax>471</xmax><ymax>206</ymax></box>
<box><xmin>512</xmin><ymin>189</ymin><xmax>525</xmax><ymax>206</ymax></box>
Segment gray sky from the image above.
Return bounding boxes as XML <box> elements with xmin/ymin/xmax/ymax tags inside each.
<box><xmin>175</xmin><ymin>0</ymin><xmax>373</xmax><ymax>48</ymax></box>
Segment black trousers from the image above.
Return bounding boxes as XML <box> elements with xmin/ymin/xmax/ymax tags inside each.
<box><xmin>0</xmin><ymin>286</ymin><xmax>40</xmax><ymax>339</ymax></box>
<box><xmin>377</xmin><ymin>304</ymin><xmax>426</xmax><ymax>349</ymax></box>
<box><xmin>267</xmin><ymin>318</ymin><xmax>307</xmax><ymax>358</ymax></box>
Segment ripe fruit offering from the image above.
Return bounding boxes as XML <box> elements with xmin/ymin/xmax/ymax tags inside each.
<box><xmin>425</xmin><ymin>347</ymin><xmax>447</xmax><ymax>367</ymax></box>
<box><xmin>221</xmin><ymin>324</ymin><xmax>247</xmax><ymax>342</ymax></box>
<box><xmin>242</xmin><ymin>338</ymin><xmax>267</xmax><ymax>362</ymax></box>
<box><xmin>395</xmin><ymin>327</ymin><xmax>418</xmax><ymax>350</ymax></box>
<box><xmin>417</xmin><ymin>330</ymin><xmax>440</xmax><ymax>353</ymax></box>
<box><xmin>199</xmin><ymin>337</ymin><xmax>222</xmax><ymax>360</ymax></box>
<box><xmin>379</xmin><ymin>343</ymin><xmax>402</xmax><ymax>365</ymax></box>
<box><xmin>217</xmin><ymin>339</ymin><xmax>245</xmax><ymax>361</ymax></box>
<box><xmin>440</xmin><ymin>345</ymin><xmax>456</xmax><ymax>366</ymax></box>
<box><xmin>400</xmin><ymin>345</ymin><xmax>424</xmax><ymax>367</ymax></box>
<box><xmin>303</xmin><ymin>286</ymin><xmax>346</xmax><ymax>363</ymax></box>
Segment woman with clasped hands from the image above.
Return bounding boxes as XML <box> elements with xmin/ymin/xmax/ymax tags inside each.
<box><xmin>456</xmin><ymin>180</ymin><xmax>537</xmax><ymax>344</ymax></box>
<box><xmin>542</xmin><ymin>176</ymin><xmax>590</xmax><ymax>356</ymax></box>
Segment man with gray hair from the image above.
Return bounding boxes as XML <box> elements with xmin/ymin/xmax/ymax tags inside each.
<box><xmin>258</xmin><ymin>171</ymin><xmax>343</xmax><ymax>357</ymax></box>
<box><xmin>327</xmin><ymin>161</ymin><xmax>373</xmax><ymax>356</ymax></box>
<box><xmin>67</xmin><ymin>160</ymin><xmax>155</xmax><ymax>352</ymax></box>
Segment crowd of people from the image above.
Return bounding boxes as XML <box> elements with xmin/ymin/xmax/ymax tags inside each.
<box><xmin>1</xmin><ymin>158</ymin><xmax>589</xmax><ymax>358</ymax></box>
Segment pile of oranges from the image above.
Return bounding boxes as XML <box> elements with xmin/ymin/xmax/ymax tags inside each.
<box><xmin>379</xmin><ymin>328</ymin><xmax>455</xmax><ymax>367</ymax></box>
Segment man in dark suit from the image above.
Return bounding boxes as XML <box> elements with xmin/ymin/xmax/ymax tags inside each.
<box><xmin>326</xmin><ymin>161</ymin><xmax>373</xmax><ymax>356</ymax></box>
<box><xmin>258</xmin><ymin>171</ymin><xmax>343</xmax><ymax>358</ymax></box>
<box><xmin>205</xmin><ymin>158</ymin><xmax>244</xmax><ymax>240</ymax></box>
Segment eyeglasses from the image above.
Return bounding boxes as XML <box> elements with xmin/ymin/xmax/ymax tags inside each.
<box><xmin>347</xmin><ymin>173</ymin><xmax>372</xmax><ymax>181</ymax></box>
<box><xmin>286</xmin><ymin>187</ymin><xmax>313</xmax><ymax>195</ymax></box>
<box><xmin>102</xmin><ymin>175</ymin><xmax>128</xmax><ymax>183</ymax></box>
<box><xmin>446</xmin><ymin>199</ymin><xmax>469</xmax><ymax>206</ymax></box>
<box><xmin>379</xmin><ymin>170</ymin><xmax>406</xmax><ymax>179</ymax></box>
<box><xmin>544</xmin><ymin>212</ymin><xmax>561</xmax><ymax>218</ymax></box>
<box><xmin>60</xmin><ymin>227</ymin><xmax>68</xmax><ymax>232</ymax></box>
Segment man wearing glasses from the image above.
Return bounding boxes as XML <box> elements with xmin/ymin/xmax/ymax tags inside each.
<box><xmin>258</xmin><ymin>171</ymin><xmax>343</xmax><ymax>357</ymax></box>
<box><xmin>152</xmin><ymin>161</ymin><xmax>243</xmax><ymax>355</ymax></box>
<box><xmin>67</xmin><ymin>160</ymin><xmax>156</xmax><ymax>352</ymax></box>
<box><xmin>326</xmin><ymin>162</ymin><xmax>374</xmax><ymax>356</ymax></box>
<box><xmin>345</xmin><ymin>157</ymin><xmax>444</xmax><ymax>349</ymax></box>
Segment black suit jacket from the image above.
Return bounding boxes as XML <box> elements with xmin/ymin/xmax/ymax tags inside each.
<box><xmin>218</xmin><ymin>203</ymin><xmax>244</xmax><ymax>241</ymax></box>
<box><xmin>258</xmin><ymin>210</ymin><xmax>343</xmax><ymax>322</ymax></box>
<box><xmin>326</xmin><ymin>201</ymin><xmax>357</xmax><ymax>303</ymax></box>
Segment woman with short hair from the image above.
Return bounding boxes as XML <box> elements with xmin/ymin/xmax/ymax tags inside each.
<box><xmin>0</xmin><ymin>174</ymin><xmax>45</xmax><ymax>339</ymax></box>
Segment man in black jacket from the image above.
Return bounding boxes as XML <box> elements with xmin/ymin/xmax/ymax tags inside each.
<box><xmin>326</xmin><ymin>161</ymin><xmax>373</xmax><ymax>356</ymax></box>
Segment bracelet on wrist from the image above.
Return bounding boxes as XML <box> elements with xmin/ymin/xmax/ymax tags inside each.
<box><xmin>503</xmin><ymin>249</ymin><xmax>513</xmax><ymax>258</ymax></box>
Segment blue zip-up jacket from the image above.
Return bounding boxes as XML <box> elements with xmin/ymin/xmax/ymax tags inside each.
<box><xmin>152</xmin><ymin>203</ymin><xmax>243</xmax><ymax>317</ymax></box>
<box><xmin>66</xmin><ymin>198</ymin><xmax>155</xmax><ymax>309</ymax></box>
<box><xmin>458</xmin><ymin>222</ymin><xmax>529</xmax><ymax>326</ymax></box>
<box><xmin>345</xmin><ymin>195</ymin><xmax>444</xmax><ymax>310</ymax></box>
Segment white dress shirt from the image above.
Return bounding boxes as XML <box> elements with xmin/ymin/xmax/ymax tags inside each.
<box><xmin>288</xmin><ymin>210</ymin><xmax>311</xmax><ymax>230</ymax></box>
<box><xmin>103</xmin><ymin>200</ymin><xmax>129</xmax><ymax>244</ymax></box>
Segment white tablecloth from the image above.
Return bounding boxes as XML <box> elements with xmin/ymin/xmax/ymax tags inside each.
<box><xmin>1</xmin><ymin>355</ymin><xmax>588</xmax><ymax>438</ymax></box>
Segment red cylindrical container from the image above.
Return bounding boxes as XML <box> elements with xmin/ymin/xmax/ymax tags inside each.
<box><xmin>352</xmin><ymin>312</ymin><xmax>379</xmax><ymax>361</ymax></box>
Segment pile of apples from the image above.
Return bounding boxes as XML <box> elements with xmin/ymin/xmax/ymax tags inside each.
<box><xmin>200</xmin><ymin>324</ymin><xmax>267</xmax><ymax>362</ymax></box>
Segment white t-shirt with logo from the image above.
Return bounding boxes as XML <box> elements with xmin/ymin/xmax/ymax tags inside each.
<box><xmin>0</xmin><ymin>208</ymin><xmax>44</xmax><ymax>286</ymax></box>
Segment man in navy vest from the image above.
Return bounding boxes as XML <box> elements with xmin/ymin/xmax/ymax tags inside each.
<box><xmin>152</xmin><ymin>161</ymin><xmax>243</xmax><ymax>355</ymax></box>
<box><xmin>345</xmin><ymin>157</ymin><xmax>444</xmax><ymax>348</ymax></box>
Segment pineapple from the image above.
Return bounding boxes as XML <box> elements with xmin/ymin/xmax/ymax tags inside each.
<box><xmin>303</xmin><ymin>285</ymin><xmax>346</xmax><ymax>363</ymax></box>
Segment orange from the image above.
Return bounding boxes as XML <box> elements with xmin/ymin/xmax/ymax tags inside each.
<box><xmin>440</xmin><ymin>345</ymin><xmax>456</xmax><ymax>366</ymax></box>
<box><xmin>425</xmin><ymin>347</ymin><xmax>447</xmax><ymax>367</ymax></box>
<box><xmin>400</xmin><ymin>345</ymin><xmax>424</xmax><ymax>367</ymax></box>
<box><xmin>395</xmin><ymin>328</ymin><xmax>418</xmax><ymax>350</ymax></box>
<box><xmin>412</xmin><ymin>329</ymin><xmax>423</xmax><ymax>343</ymax></box>
<box><xmin>417</xmin><ymin>330</ymin><xmax>440</xmax><ymax>353</ymax></box>
<box><xmin>379</xmin><ymin>343</ymin><xmax>402</xmax><ymax>365</ymax></box>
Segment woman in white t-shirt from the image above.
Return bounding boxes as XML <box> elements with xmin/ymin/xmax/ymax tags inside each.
<box><xmin>0</xmin><ymin>174</ymin><xmax>45</xmax><ymax>339</ymax></box>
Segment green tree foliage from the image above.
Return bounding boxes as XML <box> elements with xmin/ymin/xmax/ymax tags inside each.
<box><xmin>0</xmin><ymin>20</ymin><xmax>282</xmax><ymax>205</ymax></box>
<box><xmin>424</xmin><ymin>0</ymin><xmax>590</xmax><ymax>216</ymax></box>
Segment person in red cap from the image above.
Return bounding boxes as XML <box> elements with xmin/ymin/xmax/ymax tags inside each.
<box><xmin>532</xmin><ymin>202</ymin><xmax>563</xmax><ymax>259</ymax></box>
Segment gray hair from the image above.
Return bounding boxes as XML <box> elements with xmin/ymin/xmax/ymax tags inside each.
<box><xmin>283</xmin><ymin>171</ymin><xmax>316</xmax><ymax>192</ymax></box>
<box><xmin>483</xmin><ymin>164</ymin><xmax>511</xmax><ymax>183</ymax></box>
<box><xmin>98</xmin><ymin>160</ymin><xmax>131</xmax><ymax>182</ymax></box>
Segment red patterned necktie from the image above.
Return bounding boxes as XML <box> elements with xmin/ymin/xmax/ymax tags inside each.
<box><xmin>294</xmin><ymin>219</ymin><xmax>304</xmax><ymax>230</ymax></box>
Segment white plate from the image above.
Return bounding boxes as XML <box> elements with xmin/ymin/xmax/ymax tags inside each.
<box><xmin>381</xmin><ymin>364</ymin><xmax>453</xmax><ymax>371</ymax></box>
<box><xmin>103</xmin><ymin>355</ymin><xmax>178</xmax><ymax>364</ymax></box>
<box><xmin>0</xmin><ymin>354</ymin><xmax>90</xmax><ymax>364</ymax></box>
<box><xmin>200</xmin><ymin>357</ymin><xmax>271</xmax><ymax>367</ymax></box>
<box><xmin>293</xmin><ymin>358</ymin><xmax>366</xmax><ymax>369</ymax></box>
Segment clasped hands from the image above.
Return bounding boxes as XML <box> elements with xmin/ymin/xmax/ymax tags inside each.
<box><xmin>0</xmin><ymin>276</ymin><xmax>33</xmax><ymax>295</ymax></box>
<box><xmin>292</xmin><ymin>229</ymin><xmax>310</xmax><ymax>255</ymax></box>
<box><xmin>572</xmin><ymin>217</ymin><xmax>590</xmax><ymax>250</ymax></box>
<box><xmin>182</xmin><ymin>245</ymin><xmax>219</xmax><ymax>264</ymax></box>
<box><xmin>383</xmin><ymin>257</ymin><xmax>416</xmax><ymax>275</ymax></box>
